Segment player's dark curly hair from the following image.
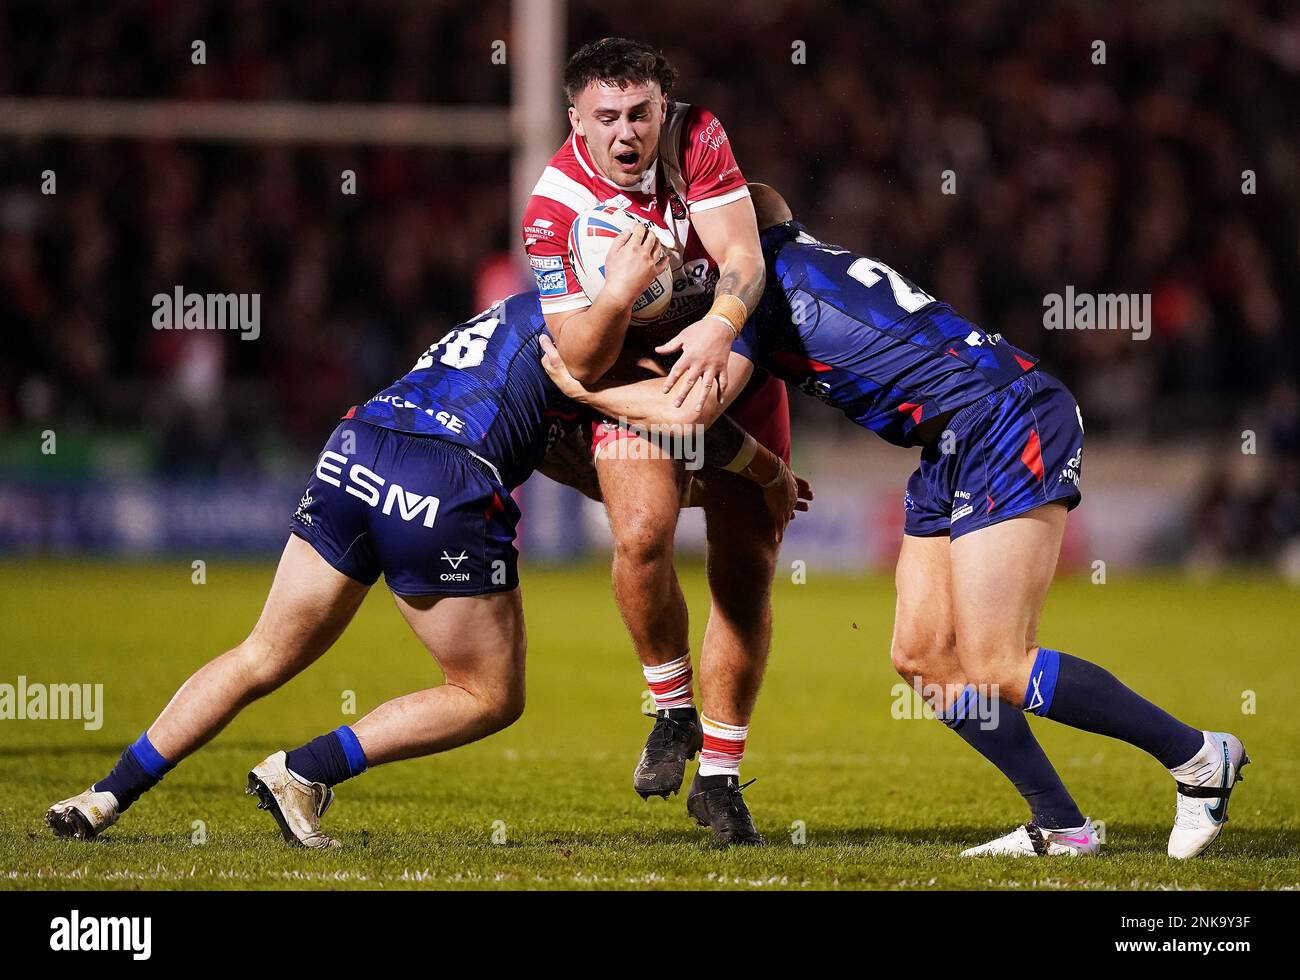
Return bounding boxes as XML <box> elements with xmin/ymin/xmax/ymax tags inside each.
<box><xmin>563</xmin><ymin>37</ymin><xmax>678</xmax><ymax>106</ymax></box>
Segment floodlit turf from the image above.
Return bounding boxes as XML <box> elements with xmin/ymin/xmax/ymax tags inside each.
<box><xmin>1</xmin><ymin>559</ymin><xmax>1297</xmax><ymax>890</ymax></box>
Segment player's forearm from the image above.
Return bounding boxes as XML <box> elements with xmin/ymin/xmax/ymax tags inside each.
<box><xmin>701</xmin><ymin>413</ymin><xmax>782</xmax><ymax>484</ymax></box>
<box><xmin>554</xmin><ymin>291</ymin><xmax>636</xmax><ymax>385</ymax></box>
<box><xmin>579</xmin><ymin>378</ymin><xmax>778</xmax><ymax>485</ymax></box>
<box><xmin>714</xmin><ymin>249</ymin><xmax>766</xmax><ymax>321</ymax></box>
<box><xmin>578</xmin><ymin>376</ymin><xmax>724</xmax><ymax>430</ymax></box>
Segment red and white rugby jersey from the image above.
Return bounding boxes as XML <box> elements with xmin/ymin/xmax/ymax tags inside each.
<box><xmin>521</xmin><ymin>102</ymin><xmax>750</xmax><ymax>343</ymax></box>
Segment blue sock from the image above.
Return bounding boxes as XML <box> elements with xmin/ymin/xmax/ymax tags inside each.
<box><xmin>284</xmin><ymin>726</ymin><xmax>368</xmax><ymax>787</ymax></box>
<box><xmin>94</xmin><ymin>732</ymin><xmax>174</xmax><ymax>812</ymax></box>
<box><xmin>1023</xmin><ymin>648</ymin><xmax>1204</xmax><ymax>769</ymax></box>
<box><xmin>942</xmin><ymin>685</ymin><xmax>1085</xmax><ymax>830</ymax></box>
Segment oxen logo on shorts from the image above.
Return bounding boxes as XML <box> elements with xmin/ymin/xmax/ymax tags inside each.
<box><xmin>440</xmin><ymin>550</ymin><xmax>471</xmax><ymax>582</ymax></box>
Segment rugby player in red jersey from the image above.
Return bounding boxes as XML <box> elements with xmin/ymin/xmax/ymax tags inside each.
<box><xmin>522</xmin><ymin>38</ymin><xmax>792</xmax><ymax>843</ymax></box>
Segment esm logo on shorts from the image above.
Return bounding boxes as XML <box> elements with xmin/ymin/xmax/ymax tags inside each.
<box><xmin>315</xmin><ymin>451</ymin><xmax>440</xmax><ymax>527</ymax></box>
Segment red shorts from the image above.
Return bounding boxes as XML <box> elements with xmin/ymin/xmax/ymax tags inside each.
<box><xmin>726</xmin><ymin>374</ymin><xmax>791</xmax><ymax>463</ymax></box>
<box><xmin>590</xmin><ymin>373</ymin><xmax>792</xmax><ymax>464</ymax></box>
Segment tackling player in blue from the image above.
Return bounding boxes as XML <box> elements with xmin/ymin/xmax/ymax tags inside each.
<box><xmin>45</xmin><ymin>291</ymin><xmax>802</xmax><ymax>848</ymax></box>
<box><xmin>541</xmin><ymin>183</ymin><xmax>1249</xmax><ymax>859</ymax></box>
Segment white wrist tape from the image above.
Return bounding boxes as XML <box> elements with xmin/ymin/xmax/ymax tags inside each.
<box><xmin>721</xmin><ymin>433</ymin><xmax>759</xmax><ymax>473</ymax></box>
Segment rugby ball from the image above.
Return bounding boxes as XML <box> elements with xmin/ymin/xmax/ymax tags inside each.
<box><xmin>568</xmin><ymin>204</ymin><xmax>673</xmax><ymax>323</ymax></box>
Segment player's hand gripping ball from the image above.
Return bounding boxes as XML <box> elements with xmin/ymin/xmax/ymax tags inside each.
<box><xmin>568</xmin><ymin>204</ymin><xmax>673</xmax><ymax>323</ymax></box>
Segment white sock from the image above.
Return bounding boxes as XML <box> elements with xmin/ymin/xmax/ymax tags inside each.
<box><xmin>1169</xmin><ymin>731</ymin><xmax>1216</xmax><ymax>781</ymax></box>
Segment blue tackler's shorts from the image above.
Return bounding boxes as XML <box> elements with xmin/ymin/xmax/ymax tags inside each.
<box><xmin>291</xmin><ymin>420</ymin><xmax>520</xmax><ymax>595</ymax></box>
<box><xmin>904</xmin><ymin>371</ymin><xmax>1083</xmax><ymax>540</ymax></box>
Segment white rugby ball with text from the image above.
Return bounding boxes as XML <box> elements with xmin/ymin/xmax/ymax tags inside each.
<box><xmin>567</xmin><ymin>204</ymin><xmax>672</xmax><ymax>323</ymax></box>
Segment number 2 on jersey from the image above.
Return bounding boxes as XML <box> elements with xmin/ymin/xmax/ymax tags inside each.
<box><xmin>846</xmin><ymin>258</ymin><xmax>936</xmax><ymax>314</ymax></box>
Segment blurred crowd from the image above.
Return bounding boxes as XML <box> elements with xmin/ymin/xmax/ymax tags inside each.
<box><xmin>1</xmin><ymin>0</ymin><xmax>1297</xmax><ymax>560</ymax></box>
<box><xmin>0</xmin><ymin>138</ymin><xmax>510</xmax><ymax>471</ymax></box>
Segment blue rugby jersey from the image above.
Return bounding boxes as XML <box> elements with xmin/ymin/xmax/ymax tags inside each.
<box><xmin>349</xmin><ymin>291</ymin><xmax>575</xmax><ymax>489</ymax></box>
<box><xmin>735</xmin><ymin>221</ymin><xmax>1039</xmax><ymax>446</ymax></box>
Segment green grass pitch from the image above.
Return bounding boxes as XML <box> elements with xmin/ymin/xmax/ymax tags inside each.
<box><xmin>1</xmin><ymin>559</ymin><xmax>1297</xmax><ymax>890</ymax></box>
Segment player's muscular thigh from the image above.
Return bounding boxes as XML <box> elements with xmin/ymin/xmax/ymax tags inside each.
<box><xmin>595</xmin><ymin>444</ymin><xmax>685</xmax><ymax>560</ymax></box>
<box><xmin>596</xmin><ymin>448</ymin><xmax>689</xmax><ymax>668</ymax></box>
<box><xmin>890</xmin><ymin>534</ymin><xmax>964</xmax><ymax>693</ymax></box>
<box><xmin>948</xmin><ymin>505</ymin><xmax>1067</xmax><ymax>702</ymax></box>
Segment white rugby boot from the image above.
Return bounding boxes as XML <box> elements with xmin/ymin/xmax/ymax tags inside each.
<box><xmin>1168</xmin><ymin>731</ymin><xmax>1249</xmax><ymax>859</ymax></box>
<box><xmin>45</xmin><ymin>787</ymin><xmax>121</xmax><ymax>840</ymax></box>
<box><xmin>960</xmin><ymin>817</ymin><xmax>1101</xmax><ymax>857</ymax></box>
<box><xmin>246</xmin><ymin>750</ymin><xmax>340</xmax><ymax>849</ymax></box>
